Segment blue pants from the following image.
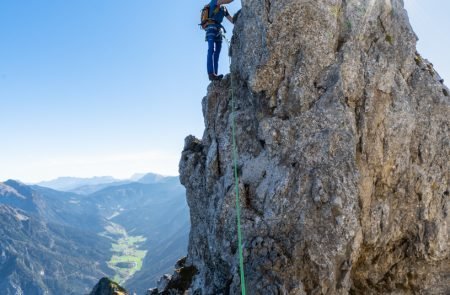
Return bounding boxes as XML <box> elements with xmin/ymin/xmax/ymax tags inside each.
<box><xmin>207</xmin><ymin>39</ymin><xmax>222</xmax><ymax>75</ymax></box>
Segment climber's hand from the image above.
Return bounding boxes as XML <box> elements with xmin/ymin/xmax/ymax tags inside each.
<box><xmin>233</xmin><ymin>10</ymin><xmax>241</xmax><ymax>24</ymax></box>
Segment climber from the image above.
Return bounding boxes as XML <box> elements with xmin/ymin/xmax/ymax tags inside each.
<box><xmin>205</xmin><ymin>0</ymin><xmax>235</xmax><ymax>81</ymax></box>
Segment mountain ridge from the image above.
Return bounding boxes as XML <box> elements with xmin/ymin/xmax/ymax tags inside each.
<box><xmin>0</xmin><ymin>175</ymin><xmax>189</xmax><ymax>295</ymax></box>
<box><xmin>37</xmin><ymin>176</ymin><xmax>119</xmax><ymax>191</ymax></box>
<box><xmin>33</xmin><ymin>172</ymin><xmax>171</xmax><ymax>195</ymax></box>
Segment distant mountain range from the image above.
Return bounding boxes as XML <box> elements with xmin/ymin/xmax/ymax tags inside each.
<box><xmin>35</xmin><ymin>173</ymin><xmax>169</xmax><ymax>195</ymax></box>
<box><xmin>0</xmin><ymin>173</ymin><xmax>189</xmax><ymax>295</ymax></box>
<box><xmin>0</xmin><ymin>180</ymin><xmax>112</xmax><ymax>295</ymax></box>
<box><xmin>36</xmin><ymin>176</ymin><xmax>119</xmax><ymax>191</ymax></box>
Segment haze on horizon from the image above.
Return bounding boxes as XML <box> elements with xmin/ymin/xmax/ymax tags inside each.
<box><xmin>0</xmin><ymin>0</ymin><xmax>448</xmax><ymax>183</ymax></box>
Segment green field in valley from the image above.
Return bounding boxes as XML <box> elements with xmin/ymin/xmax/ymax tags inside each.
<box><xmin>102</xmin><ymin>222</ymin><xmax>148</xmax><ymax>284</ymax></box>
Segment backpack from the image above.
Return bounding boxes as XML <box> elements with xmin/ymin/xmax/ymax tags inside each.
<box><xmin>199</xmin><ymin>4</ymin><xmax>220</xmax><ymax>29</ymax></box>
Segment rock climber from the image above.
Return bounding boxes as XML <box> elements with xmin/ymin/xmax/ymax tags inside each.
<box><xmin>206</xmin><ymin>0</ymin><xmax>235</xmax><ymax>81</ymax></box>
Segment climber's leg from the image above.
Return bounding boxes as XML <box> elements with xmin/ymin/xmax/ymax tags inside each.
<box><xmin>207</xmin><ymin>39</ymin><xmax>215</xmax><ymax>75</ymax></box>
<box><xmin>206</xmin><ymin>28</ymin><xmax>223</xmax><ymax>81</ymax></box>
<box><xmin>213</xmin><ymin>40</ymin><xmax>222</xmax><ymax>75</ymax></box>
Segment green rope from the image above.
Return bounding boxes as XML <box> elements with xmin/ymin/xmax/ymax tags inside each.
<box><xmin>223</xmin><ymin>32</ymin><xmax>247</xmax><ymax>295</ymax></box>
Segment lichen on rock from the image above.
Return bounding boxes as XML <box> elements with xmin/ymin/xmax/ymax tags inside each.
<box><xmin>163</xmin><ymin>0</ymin><xmax>449</xmax><ymax>294</ymax></box>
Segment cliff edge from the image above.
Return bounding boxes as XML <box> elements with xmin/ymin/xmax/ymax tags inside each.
<box><xmin>163</xmin><ymin>0</ymin><xmax>449</xmax><ymax>294</ymax></box>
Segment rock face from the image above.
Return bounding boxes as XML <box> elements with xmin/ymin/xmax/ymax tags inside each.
<box><xmin>89</xmin><ymin>278</ymin><xmax>128</xmax><ymax>295</ymax></box>
<box><xmin>175</xmin><ymin>0</ymin><xmax>449</xmax><ymax>294</ymax></box>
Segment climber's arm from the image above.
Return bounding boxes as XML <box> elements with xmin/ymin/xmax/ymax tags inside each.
<box><xmin>226</xmin><ymin>14</ymin><xmax>234</xmax><ymax>24</ymax></box>
<box><xmin>217</xmin><ymin>0</ymin><xmax>233</xmax><ymax>5</ymax></box>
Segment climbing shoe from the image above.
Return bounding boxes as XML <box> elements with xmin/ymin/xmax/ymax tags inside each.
<box><xmin>209</xmin><ymin>74</ymin><xmax>224</xmax><ymax>81</ymax></box>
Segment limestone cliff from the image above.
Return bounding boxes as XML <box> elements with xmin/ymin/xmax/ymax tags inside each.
<box><xmin>163</xmin><ymin>0</ymin><xmax>449</xmax><ymax>294</ymax></box>
<box><xmin>89</xmin><ymin>278</ymin><xmax>128</xmax><ymax>295</ymax></box>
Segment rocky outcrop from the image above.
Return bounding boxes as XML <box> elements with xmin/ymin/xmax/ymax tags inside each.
<box><xmin>89</xmin><ymin>278</ymin><xmax>128</xmax><ymax>295</ymax></box>
<box><xmin>166</xmin><ymin>0</ymin><xmax>449</xmax><ymax>294</ymax></box>
<box><xmin>146</xmin><ymin>257</ymin><xmax>198</xmax><ymax>295</ymax></box>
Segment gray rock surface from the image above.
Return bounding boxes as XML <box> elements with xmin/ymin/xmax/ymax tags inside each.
<box><xmin>89</xmin><ymin>277</ymin><xmax>128</xmax><ymax>295</ymax></box>
<box><xmin>169</xmin><ymin>0</ymin><xmax>449</xmax><ymax>294</ymax></box>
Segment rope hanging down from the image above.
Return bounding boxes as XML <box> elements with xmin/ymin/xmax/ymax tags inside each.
<box><xmin>222</xmin><ymin>32</ymin><xmax>247</xmax><ymax>295</ymax></box>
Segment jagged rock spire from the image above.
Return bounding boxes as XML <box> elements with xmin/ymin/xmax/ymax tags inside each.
<box><xmin>165</xmin><ymin>0</ymin><xmax>449</xmax><ymax>294</ymax></box>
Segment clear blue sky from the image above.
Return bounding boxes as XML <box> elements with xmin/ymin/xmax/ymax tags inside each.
<box><xmin>0</xmin><ymin>0</ymin><xmax>448</xmax><ymax>182</ymax></box>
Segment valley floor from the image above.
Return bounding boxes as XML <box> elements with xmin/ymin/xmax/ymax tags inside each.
<box><xmin>101</xmin><ymin>221</ymin><xmax>148</xmax><ymax>284</ymax></box>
